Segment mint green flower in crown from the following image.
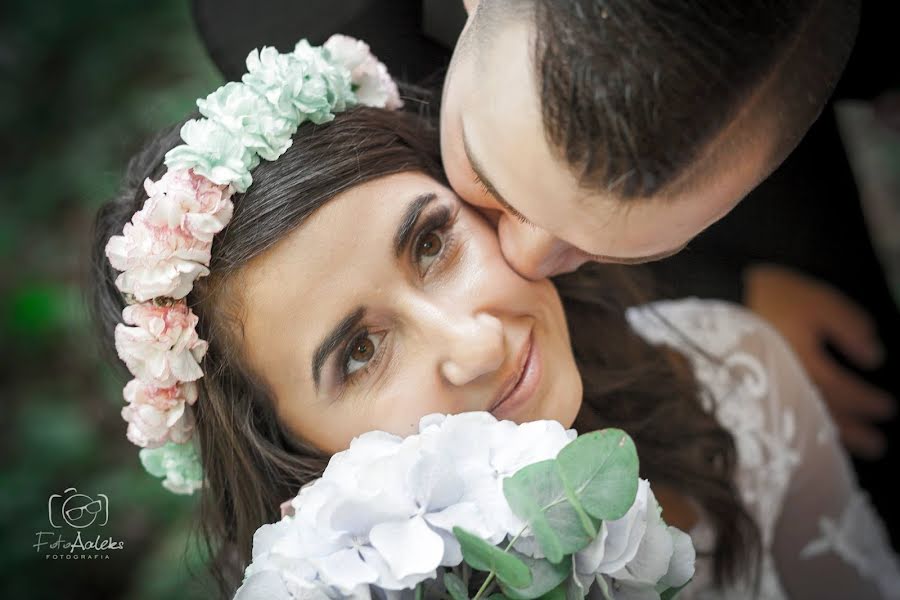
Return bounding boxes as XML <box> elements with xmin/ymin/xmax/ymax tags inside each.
<box><xmin>139</xmin><ymin>441</ymin><xmax>204</xmax><ymax>495</ymax></box>
<box><xmin>291</xmin><ymin>39</ymin><xmax>355</xmax><ymax>116</ymax></box>
<box><xmin>197</xmin><ymin>82</ymin><xmax>298</xmax><ymax>162</ymax></box>
<box><xmin>165</xmin><ymin>118</ymin><xmax>260</xmax><ymax>193</ymax></box>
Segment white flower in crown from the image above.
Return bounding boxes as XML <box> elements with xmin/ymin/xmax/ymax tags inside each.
<box><xmin>324</xmin><ymin>34</ymin><xmax>403</xmax><ymax>110</ymax></box>
<box><xmin>114</xmin><ymin>302</ymin><xmax>208</xmax><ymax>388</ymax></box>
<box><xmin>165</xmin><ymin>118</ymin><xmax>260</xmax><ymax>192</ymax></box>
<box><xmin>121</xmin><ymin>379</ymin><xmax>198</xmax><ymax>448</ymax></box>
<box><xmin>105</xmin><ymin>209</ymin><xmax>212</xmax><ymax>302</ymax></box>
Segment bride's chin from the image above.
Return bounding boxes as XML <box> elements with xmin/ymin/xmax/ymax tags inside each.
<box><xmin>554</xmin><ymin>395</ymin><xmax>582</xmax><ymax>429</ymax></box>
<box><xmin>529</xmin><ymin>390</ymin><xmax>582</xmax><ymax>430</ymax></box>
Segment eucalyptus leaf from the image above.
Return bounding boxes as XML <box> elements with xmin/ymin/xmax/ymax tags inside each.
<box><xmin>503</xmin><ymin>460</ymin><xmax>596</xmax><ymax>563</ymax></box>
<box><xmin>454</xmin><ymin>526</ymin><xmax>533</xmax><ymax>589</ymax></box>
<box><xmin>444</xmin><ymin>572</ymin><xmax>469</xmax><ymax>600</ymax></box>
<box><xmin>500</xmin><ymin>549</ymin><xmax>571</xmax><ymax>600</ymax></box>
<box><xmin>555</xmin><ymin>429</ymin><xmax>639</xmax><ymax>521</ymax></box>
<box><xmin>536</xmin><ymin>581</ymin><xmax>568</xmax><ymax>600</ymax></box>
<box><xmin>659</xmin><ymin>579</ymin><xmax>692</xmax><ymax>600</ymax></box>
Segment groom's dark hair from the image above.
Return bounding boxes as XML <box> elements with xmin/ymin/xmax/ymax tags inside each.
<box><xmin>478</xmin><ymin>0</ymin><xmax>859</xmax><ymax>199</ymax></box>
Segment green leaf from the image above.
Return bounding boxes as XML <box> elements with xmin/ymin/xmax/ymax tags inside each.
<box><xmin>454</xmin><ymin>526</ymin><xmax>533</xmax><ymax>589</ymax></box>
<box><xmin>536</xmin><ymin>581</ymin><xmax>567</xmax><ymax>600</ymax></box>
<box><xmin>659</xmin><ymin>579</ymin><xmax>692</xmax><ymax>600</ymax></box>
<box><xmin>500</xmin><ymin>550</ymin><xmax>571</xmax><ymax>600</ymax></box>
<box><xmin>444</xmin><ymin>572</ymin><xmax>469</xmax><ymax>600</ymax></box>
<box><xmin>555</xmin><ymin>429</ymin><xmax>639</xmax><ymax>521</ymax></box>
<box><xmin>592</xmin><ymin>574</ymin><xmax>612</xmax><ymax>600</ymax></box>
<box><xmin>503</xmin><ymin>460</ymin><xmax>597</xmax><ymax>563</ymax></box>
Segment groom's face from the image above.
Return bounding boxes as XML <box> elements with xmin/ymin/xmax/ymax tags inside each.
<box><xmin>440</xmin><ymin>11</ymin><xmax>777</xmax><ymax>280</ymax></box>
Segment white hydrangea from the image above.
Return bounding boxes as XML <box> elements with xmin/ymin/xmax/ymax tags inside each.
<box><xmin>574</xmin><ymin>480</ymin><xmax>696</xmax><ymax>596</ymax></box>
<box><xmin>235</xmin><ymin>413</ymin><xmax>693</xmax><ymax>600</ymax></box>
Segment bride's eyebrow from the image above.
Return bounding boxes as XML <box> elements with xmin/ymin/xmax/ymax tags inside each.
<box><xmin>312</xmin><ymin>306</ymin><xmax>365</xmax><ymax>389</ymax></box>
<box><xmin>393</xmin><ymin>192</ymin><xmax>438</xmax><ymax>258</ymax></box>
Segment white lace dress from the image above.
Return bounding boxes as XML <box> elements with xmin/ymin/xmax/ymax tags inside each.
<box><xmin>625</xmin><ymin>298</ymin><xmax>900</xmax><ymax>600</ymax></box>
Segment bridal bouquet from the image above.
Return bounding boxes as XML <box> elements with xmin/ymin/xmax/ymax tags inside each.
<box><xmin>234</xmin><ymin>412</ymin><xmax>695</xmax><ymax>600</ymax></box>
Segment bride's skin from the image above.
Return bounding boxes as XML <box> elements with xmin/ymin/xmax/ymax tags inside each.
<box><xmin>237</xmin><ymin>172</ymin><xmax>583</xmax><ymax>455</ymax></box>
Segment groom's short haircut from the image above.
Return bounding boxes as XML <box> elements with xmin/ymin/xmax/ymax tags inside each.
<box><xmin>475</xmin><ymin>0</ymin><xmax>859</xmax><ymax>199</ymax></box>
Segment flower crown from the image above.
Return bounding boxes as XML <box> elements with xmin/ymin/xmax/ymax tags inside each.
<box><xmin>105</xmin><ymin>35</ymin><xmax>403</xmax><ymax>494</ymax></box>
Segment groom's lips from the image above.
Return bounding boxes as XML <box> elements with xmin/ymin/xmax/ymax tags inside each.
<box><xmin>489</xmin><ymin>331</ymin><xmax>540</xmax><ymax>420</ymax></box>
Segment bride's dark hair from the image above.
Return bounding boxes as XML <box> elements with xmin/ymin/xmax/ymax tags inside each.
<box><xmin>90</xmin><ymin>106</ymin><xmax>759</xmax><ymax>597</ymax></box>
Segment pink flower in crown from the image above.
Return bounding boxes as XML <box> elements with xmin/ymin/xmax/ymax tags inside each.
<box><xmin>142</xmin><ymin>169</ymin><xmax>234</xmax><ymax>243</ymax></box>
<box><xmin>114</xmin><ymin>302</ymin><xmax>208</xmax><ymax>388</ymax></box>
<box><xmin>324</xmin><ymin>34</ymin><xmax>403</xmax><ymax>110</ymax></box>
<box><xmin>121</xmin><ymin>379</ymin><xmax>199</xmax><ymax>448</ymax></box>
<box><xmin>106</xmin><ymin>169</ymin><xmax>235</xmax><ymax>302</ymax></box>
<box><xmin>106</xmin><ymin>211</ymin><xmax>212</xmax><ymax>302</ymax></box>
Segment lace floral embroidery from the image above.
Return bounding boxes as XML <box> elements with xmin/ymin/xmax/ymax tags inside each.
<box><xmin>801</xmin><ymin>491</ymin><xmax>900</xmax><ymax>599</ymax></box>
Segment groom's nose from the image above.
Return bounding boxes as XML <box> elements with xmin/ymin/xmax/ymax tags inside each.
<box><xmin>498</xmin><ymin>216</ymin><xmax>590</xmax><ymax>279</ymax></box>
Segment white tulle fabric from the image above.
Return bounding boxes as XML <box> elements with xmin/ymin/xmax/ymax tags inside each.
<box><xmin>624</xmin><ymin>299</ymin><xmax>900</xmax><ymax>600</ymax></box>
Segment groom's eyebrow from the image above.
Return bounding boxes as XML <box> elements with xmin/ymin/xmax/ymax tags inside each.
<box><xmin>462</xmin><ymin>129</ymin><xmax>532</xmax><ymax>225</ymax></box>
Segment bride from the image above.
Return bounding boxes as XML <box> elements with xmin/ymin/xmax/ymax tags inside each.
<box><xmin>90</xmin><ymin>42</ymin><xmax>899</xmax><ymax>599</ymax></box>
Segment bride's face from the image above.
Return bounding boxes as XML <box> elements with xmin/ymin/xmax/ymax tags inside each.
<box><xmin>238</xmin><ymin>171</ymin><xmax>582</xmax><ymax>454</ymax></box>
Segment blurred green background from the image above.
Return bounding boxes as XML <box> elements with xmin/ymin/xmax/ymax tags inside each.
<box><xmin>1</xmin><ymin>1</ymin><xmax>222</xmax><ymax>597</ymax></box>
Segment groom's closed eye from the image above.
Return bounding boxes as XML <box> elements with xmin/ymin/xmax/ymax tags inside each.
<box><xmin>462</xmin><ymin>127</ymin><xmax>533</xmax><ymax>227</ymax></box>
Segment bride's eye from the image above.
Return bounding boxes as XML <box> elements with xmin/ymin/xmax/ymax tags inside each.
<box><xmin>416</xmin><ymin>230</ymin><xmax>443</xmax><ymax>269</ymax></box>
<box><xmin>411</xmin><ymin>205</ymin><xmax>458</xmax><ymax>276</ymax></box>
<box><xmin>343</xmin><ymin>331</ymin><xmax>384</xmax><ymax>378</ymax></box>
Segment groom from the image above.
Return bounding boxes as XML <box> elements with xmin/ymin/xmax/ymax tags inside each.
<box><xmin>192</xmin><ymin>0</ymin><xmax>897</xmax><ymax>537</ymax></box>
<box><xmin>440</xmin><ymin>0</ymin><xmax>857</xmax><ymax>277</ymax></box>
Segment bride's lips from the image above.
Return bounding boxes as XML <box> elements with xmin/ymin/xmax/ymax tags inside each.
<box><xmin>489</xmin><ymin>332</ymin><xmax>541</xmax><ymax>420</ymax></box>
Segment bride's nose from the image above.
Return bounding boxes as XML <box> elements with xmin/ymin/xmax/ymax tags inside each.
<box><xmin>438</xmin><ymin>312</ymin><xmax>505</xmax><ymax>386</ymax></box>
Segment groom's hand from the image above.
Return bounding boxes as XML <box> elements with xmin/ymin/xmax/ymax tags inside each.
<box><xmin>744</xmin><ymin>263</ymin><xmax>895</xmax><ymax>459</ymax></box>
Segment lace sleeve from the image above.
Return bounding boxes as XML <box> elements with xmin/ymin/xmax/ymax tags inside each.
<box><xmin>749</xmin><ymin>317</ymin><xmax>900</xmax><ymax>599</ymax></box>
<box><xmin>627</xmin><ymin>299</ymin><xmax>900</xmax><ymax>599</ymax></box>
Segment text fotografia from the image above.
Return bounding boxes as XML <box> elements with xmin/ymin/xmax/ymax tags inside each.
<box><xmin>33</xmin><ymin>531</ymin><xmax>124</xmax><ymax>559</ymax></box>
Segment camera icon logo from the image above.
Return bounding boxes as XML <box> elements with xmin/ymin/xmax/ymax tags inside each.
<box><xmin>48</xmin><ymin>487</ymin><xmax>108</xmax><ymax>529</ymax></box>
